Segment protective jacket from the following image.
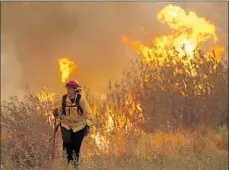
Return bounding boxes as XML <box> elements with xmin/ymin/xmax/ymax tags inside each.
<box><xmin>60</xmin><ymin>92</ymin><xmax>92</xmax><ymax>132</ymax></box>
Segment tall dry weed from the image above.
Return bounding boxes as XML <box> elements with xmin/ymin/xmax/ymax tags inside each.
<box><xmin>1</xmin><ymin>49</ymin><xmax>228</xmax><ymax>169</ymax></box>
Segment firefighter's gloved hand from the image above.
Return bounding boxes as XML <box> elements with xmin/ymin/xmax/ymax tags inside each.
<box><xmin>84</xmin><ymin>125</ymin><xmax>90</xmax><ymax>136</ymax></box>
<box><xmin>53</xmin><ymin>108</ymin><xmax>59</xmax><ymax>118</ymax></box>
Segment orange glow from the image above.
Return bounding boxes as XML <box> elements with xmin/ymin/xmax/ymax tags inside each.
<box><xmin>58</xmin><ymin>58</ymin><xmax>78</xmax><ymax>83</ymax></box>
<box><xmin>36</xmin><ymin>87</ymin><xmax>56</xmax><ymax>102</ymax></box>
<box><xmin>122</xmin><ymin>4</ymin><xmax>224</xmax><ymax>63</ymax></box>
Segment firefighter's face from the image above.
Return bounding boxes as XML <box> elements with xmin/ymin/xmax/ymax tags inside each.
<box><xmin>67</xmin><ymin>86</ymin><xmax>75</xmax><ymax>96</ymax></box>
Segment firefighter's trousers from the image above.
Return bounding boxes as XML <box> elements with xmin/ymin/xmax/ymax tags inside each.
<box><xmin>61</xmin><ymin>126</ymin><xmax>86</xmax><ymax>162</ymax></box>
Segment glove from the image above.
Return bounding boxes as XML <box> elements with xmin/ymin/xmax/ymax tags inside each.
<box><xmin>84</xmin><ymin>125</ymin><xmax>90</xmax><ymax>136</ymax></box>
<box><xmin>53</xmin><ymin>108</ymin><xmax>59</xmax><ymax>118</ymax></box>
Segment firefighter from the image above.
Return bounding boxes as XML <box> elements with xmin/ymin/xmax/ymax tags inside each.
<box><xmin>53</xmin><ymin>80</ymin><xmax>92</xmax><ymax>166</ymax></box>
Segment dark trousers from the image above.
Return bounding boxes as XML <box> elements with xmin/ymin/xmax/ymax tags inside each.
<box><xmin>61</xmin><ymin>127</ymin><xmax>85</xmax><ymax>163</ymax></box>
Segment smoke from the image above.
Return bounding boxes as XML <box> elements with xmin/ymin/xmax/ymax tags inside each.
<box><xmin>1</xmin><ymin>34</ymin><xmax>24</xmax><ymax>100</ymax></box>
<box><xmin>1</xmin><ymin>2</ymin><xmax>228</xmax><ymax>98</ymax></box>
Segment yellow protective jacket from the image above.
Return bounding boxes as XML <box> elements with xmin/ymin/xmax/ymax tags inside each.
<box><xmin>60</xmin><ymin>92</ymin><xmax>93</xmax><ymax>132</ymax></box>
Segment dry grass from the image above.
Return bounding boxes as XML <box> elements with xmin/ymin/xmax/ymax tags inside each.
<box><xmin>1</xmin><ymin>49</ymin><xmax>228</xmax><ymax>170</ymax></box>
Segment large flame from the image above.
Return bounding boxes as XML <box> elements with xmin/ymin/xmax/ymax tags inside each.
<box><xmin>122</xmin><ymin>4</ymin><xmax>225</xmax><ymax>62</ymax></box>
<box><xmin>157</xmin><ymin>4</ymin><xmax>218</xmax><ymax>57</ymax></box>
<box><xmin>58</xmin><ymin>58</ymin><xmax>77</xmax><ymax>83</ymax></box>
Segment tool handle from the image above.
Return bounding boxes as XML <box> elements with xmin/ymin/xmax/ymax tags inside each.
<box><xmin>52</xmin><ymin>117</ymin><xmax>57</xmax><ymax>159</ymax></box>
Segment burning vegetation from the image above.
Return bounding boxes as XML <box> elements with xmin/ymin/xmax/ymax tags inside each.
<box><xmin>1</xmin><ymin>4</ymin><xmax>228</xmax><ymax>170</ymax></box>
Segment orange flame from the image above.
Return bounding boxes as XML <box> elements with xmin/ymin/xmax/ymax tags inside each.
<box><xmin>58</xmin><ymin>58</ymin><xmax>77</xmax><ymax>83</ymax></box>
<box><xmin>122</xmin><ymin>4</ymin><xmax>225</xmax><ymax>62</ymax></box>
<box><xmin>36</xmin><ymin>87</ymin><xmax>56</xmax><ymax>102</ymax></box>
<box><xmin>36</xmin><ymin>87</ymin><xmax>56</xmax><ymax>125</ymax></box>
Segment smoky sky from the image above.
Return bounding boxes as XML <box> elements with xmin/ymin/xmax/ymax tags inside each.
<box><xmin>1</xmin><ymin>2</ymin><xmax>228</xmax><ymax>100</ymax></box>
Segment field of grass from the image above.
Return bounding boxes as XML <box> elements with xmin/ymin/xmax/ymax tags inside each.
<box><xmin>1</xmin><ymin>123</ymin><xmax>227</xmax><ymax>170</ymax></box>
<box><xmin>1</xmin><ymin>48</ymin><xmax>228</xmax><ymax>170</ymax></box>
